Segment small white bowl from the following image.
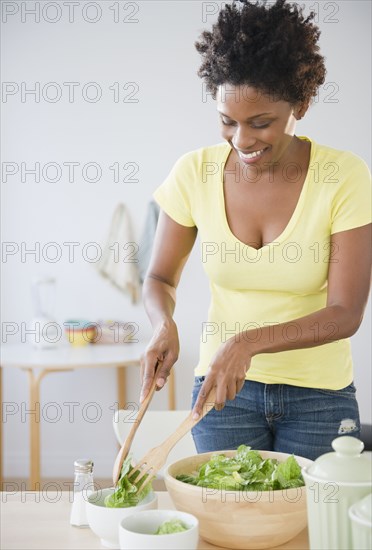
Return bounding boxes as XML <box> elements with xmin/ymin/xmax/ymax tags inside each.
<box><xmin>86</xmin><ymin>488</ymin><xmax>157</xmax><ymax>549</ymax></box>
<box><xmin>119</xmin><ymin>509</ymin><xmax>199</xmax><ymax>550</ymax></box>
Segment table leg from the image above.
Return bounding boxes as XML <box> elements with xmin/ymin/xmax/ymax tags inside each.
<box><xmin>26</xmin><ymin>369</ymin><xmax>41</xmax><ymax>490</ymax></box>
<box><xmin>23</xmin><ymin>368</ymin><xmax>73</xmax><ymax>490</ymax></box>
<box><xmin>117</xmin><ymin>367</ymin><xmax>127</xmax><ymax>411</ymax></box>
<box><xmin>0</xmin><ymin>366</ymin><xmax>3</xmax><ymax>488</ymax></box>
<box><xmin>116</xmin><ymin>364</ymin><xmax>176</xmax><ymax>411</ymax></box>
<box><xmin>168</xmin><ymin>369</ymin><xmax>176</xmax><ymax>410</ymax></box>
<box><xmin>0</xmin><ymin>366</ymin><xmax>45</xmax><ymax>489</ymax></box>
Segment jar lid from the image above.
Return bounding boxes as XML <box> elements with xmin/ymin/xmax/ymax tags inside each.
<box><xmin>74</xmin><ymin>458</ymin><xmax>94</xmax><ymax>473</ymax></box>
<box><xmin>350</xmin><ymin>493</ymin><xmax>372</xmax><ymax>525</ymax></box>
<box><xmin>304</xmin><ymin>436</ymin><xmax>372</xmax><ymax>483</ymax></box>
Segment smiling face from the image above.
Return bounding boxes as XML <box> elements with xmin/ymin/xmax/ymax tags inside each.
<box><xmin>217</xmin><ymin>84</ymin><xmax>306</xmax><ymax>173</ymax></box>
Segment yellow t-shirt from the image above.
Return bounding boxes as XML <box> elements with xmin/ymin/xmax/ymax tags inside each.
<box><xmin>153</xmin><ymin>137</ymin><xmax>371</xmax><ymax>390</ymax></box>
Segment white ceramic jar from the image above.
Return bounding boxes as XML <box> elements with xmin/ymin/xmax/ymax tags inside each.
<box><xmin>302</xmin><ymin>436</ymin><xmax>372</xmax><ymax>550</ymax></box>
<box><xmin>349</xmin><ymin>492</ymin><xmax>372</xmax><ymax>550</ymax></box>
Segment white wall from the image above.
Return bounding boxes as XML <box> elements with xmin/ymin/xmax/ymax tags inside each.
<box><xmin>1</xmin><ymin>1</ymin><xmax>371</xmax><ymax>478</ymax></box>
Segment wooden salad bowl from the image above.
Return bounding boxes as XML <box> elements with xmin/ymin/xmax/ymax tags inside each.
<box><xmin>164</xmin><ymin>450</ymin><xmax>313</xmax><ymax>549</ymax></box>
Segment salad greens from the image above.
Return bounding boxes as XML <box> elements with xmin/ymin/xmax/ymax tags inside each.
<box><xmin>176</xmin><ymin>445</ymin><xmax>304</xmax><ymax>491</ymax></box>
<box><xmin>154</xmin><ymin>519</ymin><xmax>189</xmax><ymax>535</ymax></box>
<box><xmin>104</xmin><ymin>456</ymin><xmax>152</xmax><ymax>508</ymax></box>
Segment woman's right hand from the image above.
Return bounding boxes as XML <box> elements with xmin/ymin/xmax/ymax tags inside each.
<box><xmin>139</xmin><ymin>318</ymin><xmax>180</xmax><ymax>403</ymax></box>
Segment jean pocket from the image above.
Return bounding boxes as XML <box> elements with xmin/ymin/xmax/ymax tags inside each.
<box><xmin>192</xmin><ymin>376</ymin><xmax>205</xmax><ymax>395</ymax></box>
<box><xmin>314</xmin><ymin>382</ymin><xmax>356</xmax><ymax>398</ymax></box>
<box><xmin>191</xmin><ymin>376</ymin><xmax>206</xmax><ymax>405</ymax></box>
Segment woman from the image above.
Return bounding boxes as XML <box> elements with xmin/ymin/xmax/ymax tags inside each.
<box><xmin>140</xmin><ymin>0</ymin><xmax>371</xmax><ymax>460</ymax></box>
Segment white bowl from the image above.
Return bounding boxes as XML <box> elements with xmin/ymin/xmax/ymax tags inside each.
<box><xmin>86</xmin><ymin>488</ymin><xmax>157</xmax><ymax>549</ymax></box>
<box><xmin>119</xmin><ymin>509</ymin><xmax>199</xmax><ymax>550</ymax></box>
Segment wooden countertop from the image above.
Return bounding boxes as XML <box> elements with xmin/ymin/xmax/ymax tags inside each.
<box><xmin>0</xmin><ymin>491</ymin><xmax>309</xmax><ymax>550</ymax></box>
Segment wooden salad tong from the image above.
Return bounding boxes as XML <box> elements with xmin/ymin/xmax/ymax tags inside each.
<box><xmin>112</xmin><ymin>361</ymin><xmax>161</xmax><ymax>486</ymax></box>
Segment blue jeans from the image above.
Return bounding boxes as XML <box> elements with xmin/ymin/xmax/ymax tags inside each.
<box><xmin>191</xmin><ymin>377</ymin><xmax>360</xmax><ymax>461</ymax></box>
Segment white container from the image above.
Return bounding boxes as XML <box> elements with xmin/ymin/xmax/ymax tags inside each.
<box><xmin>86</xmin><ymin>488</ymin><xmax>157</xmax><ymax>549</ymax></box>
<box><xmin>349</xmin><ymin>492</ymin><xmax>372</xmax><ymax>550</ymax></box>
<box><xmin>119</xmin><ymin>509</ymin><xmax>199</xmax><ymax>550</ymax></box>
<box><xmin>302</xmin><ymin>436</ymin><xmax>372</xmax><ymax>550</ymax></box>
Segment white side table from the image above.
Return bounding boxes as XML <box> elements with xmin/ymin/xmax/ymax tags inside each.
<box><xmin>0</xmin><ymin>343</ymin><xmax>176</xmax><ymax>489</ymax></box>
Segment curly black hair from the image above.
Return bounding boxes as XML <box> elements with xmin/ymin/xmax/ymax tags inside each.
<box><xmin>195</xmin><ymin>0</ymin><xmax>326</xmax><ymax>105</ymax></box>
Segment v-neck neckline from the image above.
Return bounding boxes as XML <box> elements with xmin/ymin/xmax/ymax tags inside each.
<box><xmin>219</xmin><ymin>136</ymin><xmax>314</xmax><ymax>251</ymax></box>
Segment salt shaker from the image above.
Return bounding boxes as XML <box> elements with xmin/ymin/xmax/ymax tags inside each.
<box><xmin>70</xmin><ymin>458</ymin><xmax>94</xmax><ymax>528</ymax></box>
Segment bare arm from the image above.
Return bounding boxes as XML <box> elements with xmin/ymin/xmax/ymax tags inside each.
<box><xmin>193</xmin><ymin>223</ymin><xmax>371</xmax><ymax>415</ymax></box>
<box><xmin>140</xmin><ymin>210</ymin><xmax>197</xmax><ymax>400</ymax></box>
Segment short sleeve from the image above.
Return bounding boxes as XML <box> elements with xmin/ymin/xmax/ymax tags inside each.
<box><xmin>331</xmin><ymin>154</ymin><xmax>372</xmax><ymax>234</ymax></box>
<box><xmin>153</xmin><ymin>151</ymin><xmax>197</xmax><ymax>227</ymax></box>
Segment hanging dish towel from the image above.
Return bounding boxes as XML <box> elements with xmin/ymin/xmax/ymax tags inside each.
<box><xmin>138</xmin><ymin>200</ymin><xmax>160</xmax><ymax>283</ymax></box>
<box><xmin>95</xmin><ymin>203</ymin><xmax>140</xmax><ymax>303</ymax></box>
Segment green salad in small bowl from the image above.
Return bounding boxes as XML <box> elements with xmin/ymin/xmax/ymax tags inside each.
<box><xmin>119</xmin><ymin>510</ymin><xmax>199</xmax><ymax>550</ymax></box>
<box><xmin>104</xmin><ymin>455</ymin><xmax>153</xmax><ymax>508</ymax></box>
<box><xmin>154</xmin><ymin>518</ymin><xmax>189</xmax><ymax>534</ymax></box>
<box><xmin>86</xmin><ymin>456</ymin><xmax>157</xmax><ymax>548</ymax></box>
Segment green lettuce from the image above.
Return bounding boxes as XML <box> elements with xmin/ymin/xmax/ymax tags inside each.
<box><xmin>104</xmin><ymin>456</ymin><xmax>152</xmax><ymax>508</ymax></box>
<box><xmin>154</xmin><ymin>519</ymin><xmax>189</xmax><ymax>534</ymax></box>
<box><xmin>176</xmin><ymin>445</ymin><xmax>304</xmax><ymax>491</ymax></box>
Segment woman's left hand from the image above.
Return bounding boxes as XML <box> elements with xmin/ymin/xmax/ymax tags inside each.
<box><xmin>192</xmin><ymin>337</ymin><xmax>253</xmax><ymax>419</ymax></box>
